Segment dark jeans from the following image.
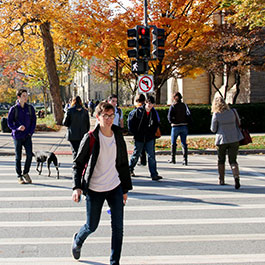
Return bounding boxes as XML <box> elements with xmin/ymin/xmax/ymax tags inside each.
<box><xmin>140</xmin><ymin>149</ymin><xmax>146</xmax><ymax>165</ymax></box>
<box><xmin>14</xmin><ymin>135</ymin><xmax>33</xmax><ymax>177</ymax></box>
<box><xmin>75</xmin><ymin>185</ymin><xmax>124</xmax><ymax>265</ymax></box>
<box><xmin>171</xmin><ymin>125</ymin><xmax>188</xmax><ymax>148</ymax></box>
<box><xmin>129</xmin><ymin>139</ymin><xmax>158</xmax><ymax>178</ymax></box>
<box><xmin>69</xmin><ymin>140</ymin><xmax>81</xmax><ymax>159</ymax></box>
<box><xmin>217</xmin><ymin>142</ymin><xmax>239</xmax><ymax>165</ymax></box>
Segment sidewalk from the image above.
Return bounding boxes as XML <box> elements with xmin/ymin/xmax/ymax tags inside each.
<box><xmin>0</xmin><ymin>118</ymin><xmax>264</xmax><ymax>156</ymax></box>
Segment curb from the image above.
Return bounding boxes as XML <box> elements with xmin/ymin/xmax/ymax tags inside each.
<box><xmin>155</xmin><ymin>149</ymin><xmax>265</xmax><ymax>155</ymax></box>
<box><xmin>1</xmin><ymin>149</ymin><xmax>265</xmax><ymax>157</ymax></box>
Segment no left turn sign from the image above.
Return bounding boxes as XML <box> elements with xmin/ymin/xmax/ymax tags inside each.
<box><xmin>138</xmin><ymin>75</ymin><xmax>154</xmax><ymax>93</ymax></box>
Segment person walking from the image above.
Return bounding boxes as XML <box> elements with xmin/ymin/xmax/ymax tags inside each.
<box><xmin>128</xmin><ymin>95</ymin><xmax>162</xmax><ymax>181</ymax></box>
<box><xmin>71</xmin><ymin>102</ymin><xmax>132</xmax><ymax>265</ymax></box>
<box><xmin>108</xmin><ymin>94</ymin><xmax>124</xmax><ymax>128</ymax></box>
<box><xmin>167</xmin><ymin>92</ymin><xmax>191</xmax><ymax>165</ymax></box>
<box><xmin>64</xmin><ymin>98</ymin><xmax>72</xmax><ymax>112</ymax></box>
<box><xmin>89</xmin><ymin>99</ymin><xmax>95</xmax><ymax>117</ymax></box>
<box><xmin>210</xmin><ymin>96</ymin><xmax>244</xmax><ymax>189</ymax></box>
<box><xmin>7</xmin><ymin>89</ymin><xmax>36</xmax><ymax>184</ymax></box>
<box><xmin>63</xmin><ymin>96</ymin><xmax>90</xmax><ymax>159</ymax></box>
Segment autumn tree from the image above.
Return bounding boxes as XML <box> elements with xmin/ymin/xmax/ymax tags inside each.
<box><xmin>0</xmin><ymin>0</ymin><xmax>87</xmax><ymax>124</ymax></box>
<box><xmin>185</xmin><ymin>1</ymin><xmax>265</xmax><ymax>104</ymax></box>
<box><xmin>72</xmin><ymin>0</ymin><xmax>221</xmax><ymax>103</ymax></box>
<box><xmin>222</xmin><ymin>0</ymin><xmax>265</xmax><ymax>29</ymax></box>
<box><xmin>0</xmin><ymin>48</ymin><xmax>24</xmax><ymax>103</ymax></box>
<box><xmin>188</xmin><ymin>23</ymin><xmax>264</xmax><ymax>103</ymax></box>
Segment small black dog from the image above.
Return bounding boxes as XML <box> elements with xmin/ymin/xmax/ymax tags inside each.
<box><xmin>34</xmin><ymin>151</ymin><xmax>59</xmax><ymax>179</ymax></box>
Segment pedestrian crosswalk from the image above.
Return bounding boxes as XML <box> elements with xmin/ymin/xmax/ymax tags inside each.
<box><xmin>0</xmin><ymin>154</ymin><xmax>265</xmax><ymax>264</ymax></box>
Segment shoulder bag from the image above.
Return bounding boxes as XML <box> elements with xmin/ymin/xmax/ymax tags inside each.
<box><xmin>232</xmin><ymin>109</ymin><xmax>252</xmax><ymax>146</ymax></box>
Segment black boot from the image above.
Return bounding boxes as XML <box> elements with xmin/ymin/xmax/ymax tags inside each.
<box><xmin>182</xmin><ymin>146</ymin><xmax>188</xmax><ymax>166</ymax></box>
<box><xmin>218</xmin><ymin>164</ymin><xmax>225</xmax><ymax>185</ymax></box>
<box><xmin>168</xmin><ymin>144</ymin><xmax>176</xmax><ymax>164</ymax></box>
<box><xmin>231</xmin><ymin>164</ymin><xmax>240</xmax><ymax>189</ymax></box>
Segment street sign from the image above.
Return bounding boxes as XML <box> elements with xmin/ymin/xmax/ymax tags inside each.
<box><xmin>138</xmin><ymin>75</ymin><xmax>154</xmax><ymax>93</ymax></box>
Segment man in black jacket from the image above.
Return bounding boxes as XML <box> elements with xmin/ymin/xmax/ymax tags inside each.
<box><xmin>71</xmin><ymin>102</ymin><xmax>132</xmax><ymax>265</ymax></box>
<box><xmin>128</xmin><ymin>95</ymin><xmax>162</xmax><ymax>181</ymax></box>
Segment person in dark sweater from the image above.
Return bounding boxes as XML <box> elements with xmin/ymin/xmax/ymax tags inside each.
<box><xmin>63</xmin><ymin>96</ymin><xmax>90</xmax><ymax>159</ymax></box>
<box><xmin>167</xmin><ymin>92</ymin><xmax>191</xmax><ymax>165</ymax></box>
<box><xmin>7</xmin><ymin>89</ymin><xmax>36</xmax><ymax>184</ymax></box>
<box><xmin>128</xmin><ymin>95</ymin><xmax>162</xmax><ymax>181</ymax></box>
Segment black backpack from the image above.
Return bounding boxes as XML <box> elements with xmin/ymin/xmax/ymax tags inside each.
<box><xmin>1</xmin><ymin>117</ymin><xmax>11</xmax><ymax>133</ymax></box>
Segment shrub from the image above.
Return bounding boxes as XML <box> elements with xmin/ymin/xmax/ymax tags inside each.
<box><xmin>122</xmin><ymin>103</ymin><xmax>265</xmax><ymax>135</ymax></box>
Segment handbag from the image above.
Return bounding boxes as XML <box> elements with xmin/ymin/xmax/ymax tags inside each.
<box><xmin>155</xmin><ymin>127</ymin><xmax>161</xmax><ymax>139</ymax></box>
<box><xmin>239</xmin><ymin>128</ymin><xmax>252</xmax><ymax>146</ymax></box>
<box><xmin>232</xmin><ymin>109</ymin><xmax>252</xmax><ymax>146</ymax></box>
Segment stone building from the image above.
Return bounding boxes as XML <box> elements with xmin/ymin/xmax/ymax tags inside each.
<box><xmin>167</xmin><ymin>69</ymin><xmax>265</xmax><ymax>105</ymax></box>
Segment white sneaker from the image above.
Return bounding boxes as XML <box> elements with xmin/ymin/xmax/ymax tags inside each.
<box><xmin>18</xmin><ymin>177</ymin><xmax>26</xmax><ymax>184</ymax></box>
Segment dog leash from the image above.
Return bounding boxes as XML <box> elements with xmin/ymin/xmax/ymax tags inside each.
<box><xmin>51</xmin><ymin>132</ymin><xmax>66</xmax><ymax>153</ymax></box>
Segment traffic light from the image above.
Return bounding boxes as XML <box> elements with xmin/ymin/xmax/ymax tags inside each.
<box><xmin>131</xmin><ymin>59</ymin><xmax>148</xmax><ymax>74</ymax></box>
<box><xmin>137</xmin><ymin>26</ymin><xmax>150</xmax><ymax>58</ymax></box>
<box><xmin>127</xmin><ymin>27</ymin><xmax>138</xmax><ymax>58</ymax></box>
<box><xmin>152</xmin><ymin>26</ymin><xmax>165</xmax><ymax>60</ymax></box>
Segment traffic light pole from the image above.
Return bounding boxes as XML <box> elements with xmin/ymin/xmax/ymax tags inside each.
<box><xmin>144</xmin><ymin>0</ymin><xmax>149</xmax><ymax>74</ymax></box>
<box><xmin>144</xmin><ymin>0</ymin><xmax>148</xmax><ymax>26</ymax></box>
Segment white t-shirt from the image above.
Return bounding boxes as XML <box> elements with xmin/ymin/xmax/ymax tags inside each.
<box><xmin>89</xmin><ymin>130</ymin><xmax>121</xmax><ymax>192</ymax></box>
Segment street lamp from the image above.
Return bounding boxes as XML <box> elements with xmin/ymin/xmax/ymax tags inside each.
<box><xmin>109</xmin><ymin>68</ymin><xmax>114</xmax><ymax>95</ymax></box>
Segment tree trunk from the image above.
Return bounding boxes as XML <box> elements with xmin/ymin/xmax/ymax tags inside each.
<box><xmin>233</xmin><ymin>71</ymin><xmax>240</xmax><ymax>104</ymax></box>
<box><xmin>40</xmin><ymin>21</ymin><xmax>63</xmax><ymax>125</ymax></box>
<box><xmin>210</xmin><ymin>72</ymin><xmax>223</xmax><ymax>98</ymax></box>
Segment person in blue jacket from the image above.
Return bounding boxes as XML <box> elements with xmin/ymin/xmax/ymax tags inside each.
<box><xmin>7</xmin><ymin>89</ymin><xmax>36</xmax><ymax>184</ymax></box>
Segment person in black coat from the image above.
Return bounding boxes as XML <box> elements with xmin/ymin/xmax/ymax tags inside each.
<box><xmin>63</xmin><ymin>96</ymin><xmax>90</xmax><ymax>159</ymax></box>
<box><xmin>167</xmin><ymin>92</ymin><xmax>191</xmax><ymax>165</ymax></box>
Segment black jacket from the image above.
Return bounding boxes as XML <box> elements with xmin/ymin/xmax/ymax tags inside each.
<box><xmin>63</xmin><ymin>105</ymin><xmax>90</xmax><ymax>141</ymax></box>
<box><xmin>72</xmin><ymin>124</ymin><xmax>132</xmax><ymax>194</ymax></box>
<box><xmin>167</xmin><ymin>102</ymin><xmax>189</xmax><ymax>125</ymax></box>
<box><xmin>129</xmin><ymin>105</ymin><xmax>159</xmax><ymax>142</ymax></box>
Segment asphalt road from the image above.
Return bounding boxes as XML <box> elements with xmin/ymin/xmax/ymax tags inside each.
<box><xmin>0</xmin><ymin>154</ymin><xmax>265</xmax><ymax>264</ymax></box>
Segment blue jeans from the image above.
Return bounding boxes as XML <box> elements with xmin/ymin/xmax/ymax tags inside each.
<box><xmin>14</xmin><ymin>135</ymin><xmax>33</xmax><ymax>177</ymax></box>
<box><xmin>75</xmin><ymin>185</ymin><xmax>124</xmax><ymax>265</ymax></box>
<box><xmin>129</xmin><ymin>139</ymin><xmax>158</xmax><ymax>178</ymax></box>
<box><xmin>171</xmin><ymin>126</ymin><xmax>188</xmax><ymax>148</ymax></box>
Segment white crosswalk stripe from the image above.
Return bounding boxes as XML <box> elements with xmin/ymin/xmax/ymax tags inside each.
<box><xmin>0</xmin><ymin>154</ymin><xmax>265</xmax><ymax>264</ymax></box>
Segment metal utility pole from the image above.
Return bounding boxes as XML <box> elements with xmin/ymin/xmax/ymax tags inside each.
<box><xmin>144</xmin><ymin>0</ymin><xmax>148</xmax><ymax>26</ymax></box>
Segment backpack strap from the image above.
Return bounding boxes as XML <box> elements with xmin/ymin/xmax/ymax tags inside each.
<box><xmin>14</xmin><ymin>104</ymin><xmax>32</xmax><ymax>122</ymax></box>
<box><xmin>88</xmin><ymin>130</ymin><xmax>96</xmax><ymax>155</ymax></box>
<box><xmin>82</xmin><ymin>130</ymin><xmax>96</xmax><ymax>178</ymax></box>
